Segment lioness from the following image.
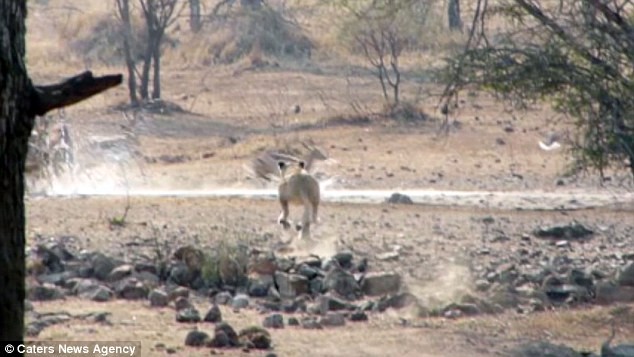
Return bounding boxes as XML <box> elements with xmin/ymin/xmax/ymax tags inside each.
<box><xmin>277</xmin><ymin>160</ymin><xmax>320</xmax><ymax>241</ymax></box>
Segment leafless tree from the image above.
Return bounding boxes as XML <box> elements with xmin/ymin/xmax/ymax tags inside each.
<box><xmin>354</xmin><ymin>25</ymin><xmax>404</xmax><ymax>104</ymax></box>
<box><xmin>447</xmin><ymin>0</ymin><xmax>462</xmax><ymax>32</ymax></box>
<box><xmin>115</xmin><ymin>0</ymin><xmax>139</xmax><ymax>105</ymax></box>
<box><xmin>139</xmin><ymin>0</ymin><xmax>183</xmax><ymax>100</ymax></box>
<box><xmin>115</xmin><ymin>0</ymin><xmax>182</xmax><ymax>104</ymax></box>
<box><xmin>189</xmin><ymin>0</ymin><xmax>201</xmax><ymax>32</ymax></box>
<box><xmin>340</xmin><ymin>0</ymin><xmax>433</xmax><ymax>106</ymax></box>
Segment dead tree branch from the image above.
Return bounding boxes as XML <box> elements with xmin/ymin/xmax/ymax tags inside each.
<box><xmin>29</xmin><ymin>71</ymin><xmax>123</xmax><ymax>117</ymax></box>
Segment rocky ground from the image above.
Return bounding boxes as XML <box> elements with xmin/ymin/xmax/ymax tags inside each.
<box><xmin>25</xmin><ymin>194</ymin><xmax>634</xmax><ymax>356</ymax></box>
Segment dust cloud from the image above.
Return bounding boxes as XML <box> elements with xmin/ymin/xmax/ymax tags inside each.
<box><xmin>402</xmin><ymin>261</ymin><xmax>474</xmax><ymax>315</ymax></box>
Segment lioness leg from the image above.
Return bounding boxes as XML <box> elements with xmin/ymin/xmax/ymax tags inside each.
<box><xmin>278</xmin><ymin>200</ymin><xmax>291</xmax><ymax>230</ymax></box>
<box><xmin>311</xmin><ymin>199</ymin><xmax>319</xmax><ymax>224</ymax></box>
<box><xmin>298</xmin><ymin>198</ymin><xmax>312</xmax><ymax>240</ymax></box>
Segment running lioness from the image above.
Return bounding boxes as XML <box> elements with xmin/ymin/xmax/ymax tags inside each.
<box><xmin>277</xmin><ymin>160</ymin><xmax>320</xmax><ymax>241</ymax></box>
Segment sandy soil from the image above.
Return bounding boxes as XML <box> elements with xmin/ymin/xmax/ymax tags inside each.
<box><xmin>22</xmin><ymin>0</ymin><xmax>634</xmax><ymax>356</ymax></box>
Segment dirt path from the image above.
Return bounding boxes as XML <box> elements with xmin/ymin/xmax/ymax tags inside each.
<box><xmin>39</xmin><ymin>186</ymin><xmax>634</xmax><ymax>211</ymax></box>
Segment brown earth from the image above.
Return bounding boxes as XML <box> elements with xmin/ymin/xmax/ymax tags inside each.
<box><xmin>22</xmin><ymin>0</ymin><xmax>634</xmax><ymax>356</ymax></box>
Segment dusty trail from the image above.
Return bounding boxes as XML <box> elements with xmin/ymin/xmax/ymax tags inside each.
<box><xmin>38</xmin><ymin>185</ymin><xmax>634</xmax><ymax>211</ymax></box>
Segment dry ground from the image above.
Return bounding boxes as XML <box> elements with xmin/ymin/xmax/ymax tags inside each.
<box><xmin>22</xmin><ymin>0</ymin><xmax>634</xmax><ymax>356</ymax></box>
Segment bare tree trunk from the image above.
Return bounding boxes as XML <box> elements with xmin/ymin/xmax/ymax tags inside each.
<box><xmin>240</xmin><ymin>0</ymin><xmax>262</xmax><ymax>10</ymax></box>
<box><xmin>0</xmin><ymin>0</ymin><xmax>30</xmax><ymax>343</ymax></box>
<box><xmin>139</xmin><ymin>32</ymin><xmax>154</xmax><ymax>100</ymax></box>
<box><xmin>0</xmin><ymin>1</ymin><xmax>122</xmax><ymax>345</ymax></box>
<box><xmin>151</xmin><ymin>34</ymin><xmax>162</xmax><ymax>99</ymax></box>
<box><xmin>116</xmin><ymin>0</ymin><xmax>139</xmax><ymax>105</ymax></box>
<box><xmin>189</xmin><ymin>0</ymin><xmax>201</xmax><ymax>32</ymax></box>
<box><xmin>448</xmin><ymin>0</ymin><xmax>463</xmax><ymax>32</ymax></box>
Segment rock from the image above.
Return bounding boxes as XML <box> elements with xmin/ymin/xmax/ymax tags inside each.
<box><xmin>184</xmin><ymin>330</ymin><xmax>210</xmax><ymax>347</ymax></box>
<box><xmin>134</xmin><ymin>271</ymin><xmax>160</xmax><ymax>286</ymax></box>
<box><xmin>91</xmin><ymin>253</ymin><xmax>118</xmax><ymax>281</ymax></box>
<box><xmin>204</xmin><ymin>304</ymin><xmax>222</xmax><ymax>323</ymax></box>
<box><xmin>209</xmin><ymin>330</ymin><xmax>231</xmax><ymax>348</ymax></box>
<box><xmin>543</xmin><ymin>283</ymin><xmax>590</xmax><ymax>303</ymax></box>
<box><xmin>358</xmin><ymin>300</ymin><xmax>375</xmax><ymax>311</ymax></box>
<box><xmin>488</xmin><ymin>285</ymin><xmax>520</xmax><ymax>308</ymax></box>
<box><xmin>114</xmin><ymin>277</ymin><xmax>149</xmax><ymax>300</ymax></box>
<box><xmin>319</xmin><ymin>312</ymin><xmax>346</xmax><ymax>327</ymax></box>
<box><xmin>213</xmin><ymin>291</ymin><xmax>232</xmax><ymax>305</ymax></box>
<box><xmin>27</xmin><ymin>283</ymin><xmax>65</xmax><ymax>301</ymax></box>
<box><xmin>263</xmin><ymin>313</ymin><xmax>284</xmax><ymax>329</ymax></box>
<box><xmin>37</xmin><ymin>271</ymin><xmax>76</xmax><ymax>286</ymax></box>
<box><xmin>213</xmin><ymin>322</ymin><xmax>239</xmax><ymax>347</ymax></box>
<box><xmin>107</xmin><ymin>264</ymin><xmax>133</xmax><ymax>282</ymax></box>
<box><xmin>176</xmin><ymin>307</ymin><xmax>201</xmax><ymax>323</ymax></box>
<box><xmin>381</xmin><ymin>292</ymin><xmax>419</xmax><ymax>310</ymax></box>
<box><xmin>282</xmin><ymin>299</ymin><xmax>303</xmax><ymax>313</ymax></box>
<box><xmin>71</xmin><ymin>279</ymin><xmax>99</xmax><ymax>295</ymax></box>
<box><xmin>32</xmin><ymin>244</ymin><xmax>65</xmax><ymax>273</ymax></box>
<box><xmin>475</xmin><ymin>279</ymin><xmax>491</xmax><ymax>291</ymax></box>
<box><xmin>297</xmin><ymin>264</ymin><xmax>321</xmax><ymax>280</ymax></box>
<box><xmin>296</xmin><ymin>255</ymin><xmax>322</xmax><ymax>269</ymax></box>
<box><xmin>174</xmin><ymin>297</ymin><xmax>194</xmax><ymax>311</ymax></box>
<box><xmin>442</xmin><ymin>302</ymin><xmax>480</xmax><ymax>316</ymax></box>
<box><xmin>323</xmin><ymin>267</ymin><xmax>360</xmax><ymax>299</ymax></box>
<box><xmin>376</xmin><ymin>251</ymin><xmax>400</xmax><ymax>261</ymax></box>
<box><xmin>568</xmin><ymin>268</ymin><xmax>594</xmax><ymax>289</ymax></box>
<box><xmin>595</xmin><ymin>280</ymin><xmax>634</xmax><ymax>304</ymax></box>
<box><xmin>617</xmin><ymin>263</ymin><xmax>634</xmax><ymax>287</ymax></box>
<box><xmin>25</xmin><ymin>312</ymin><xmax>71</xmax><ymax>337</ymax></box>
<box><xmin>134</xmin><ymin>262</ymin><xmax>158</xmax><ymax>275</ymax></box>
<box><xmin>309</xmin><ymin>277</ymin><xmax>324</xmax><ymax>295</ymax></box>
<box><xmin>77</xmin><ymin>265</ymin><xmax>94</xmax><ymax>279</ymax></box>
<box><xmin>349</xmin><ymin>310</ymin><xmax>368</xmax><ymax>322</ymax></box>
<box><xmin>533</xmin><ymin>222</ymin><xmax>593</xmax><ymax>240</ymax></box>
<box><xmin>443</xmin><ymin>309</ymin><xmax>462</xmax><ymax>319</ymax></box>
<box><xmin>86</xmin><ymin>285</ymin><xmax>114</xmax><ymax>302</ymax></box>
<box><xmin>149</xmin><ymin>289</ymin><xmax>169</xmax><ymax>307</ymax></box>
<box><xmin>602</xmin><ymin>329</ymin><xmax>634</xmax><ymax>357</ymax></box>
<box><xmin>168</xmin><ymin>263</ymin><xmax>195</xmax><ymax>287</ymax></box>
<box><xmin>361</xmin><ymin>272</ymin><xmax>401</xmax><ymax>296</ymax></box>
<box><xmin>301</xmin><ymin>317</ymin><xmax>322</xmax><ymax>330</ymax></box>
<box><xmin>511</xmin><ymin>341</ymin><xmax>584</xmax><ymax>357</ymax></box>
<box><xmin>497</xmin><ymin>263</ymin><xmax>518</xmax><ymax>284</ymax></box>
<box><xmin>316</xmin><ymin>295</ymin><xmax>356</xmax><ymax>313</ymax></box>
<box><xmin>248</xmin><ymin>273</ymin><xmax>273</xmax><ymax>297</ymax></box>
<box><xmin>288</xmin><ymin>317</ymin><xmax>300</xmax><ymax>326</ymax></box>
<box><xmin>238</xmin><ymin>326</ymin><xmax>272</xmax><ymax>349</ymax></box>
<box><xmin>556</xmin><ymin>240</ymin><xmax>570</xmax><ymax>248</ymax></box>
<box><xmin>165</xmin><ymin>347</ymin><xmax>177</xmax><ymax>354</ymax></box>
<box><xmin>167</xmin><ymin>286</ymin><xmax>190</xmax><ymax>301</ymax></box>
<box><xmin>274</xmin><ymin>272</ymin><xmax>309</xmax><ymax>299</ymax></box>
<box><xmin>231</xmin><ymin>293</ymin><xmax>250</xmax><ymax>310</ymax></box>
<box><xmin>332</xmin><ymin>251</ymin><xmax>354</xmax><ymax>269</ymax></box>
<box><xmin>386</xmin><ymin>193</ymin><xmax>414</xmax><ymax>204</ymax></box>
